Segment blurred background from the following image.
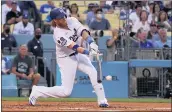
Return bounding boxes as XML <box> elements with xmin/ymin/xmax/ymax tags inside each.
<box><xmin>1</xmin><ymin>0</ymin><xmax>172</xmax><ymax>98</ymax></box>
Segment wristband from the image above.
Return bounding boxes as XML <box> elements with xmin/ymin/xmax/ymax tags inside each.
<box><xmin>83</xmin><ymin>50</ymin><xmax>89</xmax><ymax>55</ymax></box>
<box><xmin>86</xmin><ymin>36</ymin><xmax>94</xmax><ymax>45</ymax></box>
<box><xmin>72</xmin><ymin>44</ymin><xmax>79</xmax><ymax>51</ymax></box>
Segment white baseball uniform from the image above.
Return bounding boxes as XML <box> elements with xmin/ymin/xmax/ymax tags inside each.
<box><xmin>13</xmin><ymin>21</ymin><xmax>34</xmax><ymax>35</ymax></box>
<box><xmin>30</xmin><ymin>17</ymin><xmax>107</xmax><ymax>104</ymax></box>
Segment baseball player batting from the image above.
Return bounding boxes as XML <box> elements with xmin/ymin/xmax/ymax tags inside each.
<box><xmin>29</xmin><ymin>8</ymin><xmax>109</xmax><ymax>108</ymax></box>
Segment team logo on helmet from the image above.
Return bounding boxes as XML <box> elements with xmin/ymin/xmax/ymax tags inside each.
<box><xmin>59</xmin><ymin>8</ymin><xmax>66</xmax><ymax>14</ymax></box>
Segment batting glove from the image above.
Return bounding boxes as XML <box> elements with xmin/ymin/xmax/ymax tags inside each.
<box><xmin>90</xmin><ymin>42</ymin><xmax>99</xmax><ymax>55</ymax></box>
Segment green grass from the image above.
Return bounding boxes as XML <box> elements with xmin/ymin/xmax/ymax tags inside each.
<box><xmin>2</xmin><ymin>97</ymin><xmax>171</xmax><ymax>103</ymax></box>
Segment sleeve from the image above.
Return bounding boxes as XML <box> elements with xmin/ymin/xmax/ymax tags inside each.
<box><xmin>18</xmin><ymin>12</ymin><xmax>22</xmax><ymax>17</ymax></box>
<box><xmin>39</xmin><ymin>5</ymin><xmax>44</xmax><ymax>13</ymax></box>
<box><xmin>29</xmin><ymin>24</ymin><xmax>34</xmax><ymax>35</ymax></box>
<box><xmin>132</xmin><ymin>22</ymin><xmax>139</xmax><ymax>33</ymax></box>
<box><xmin>106</xmin><ymin>19</ymin><xmax>111</xmax><ymax>30</ymax></box>
<box><xmin>12</xmin><ymin>56</ymin><xmax>18</xmax><ymax>67</ymax></box>
<box><xmin>71</xmin><ymin>17</ymin><xmax>90</xmax><ymax>37</ymax></box>
<box><xmin>153</xmin><ymin>41</ymin><xmax>159</xmax><ymax>48</ymax></box>
<box><xmin>54</xmin><ymin>32</ymin><xmax>73</xmax><ymax>47</ymax></box>
<box><xmin>89</xmin><ymin>21</ymin><xmax>94</xmax><ymax>30</ymax></box>
<box><xmin>150</xmin><ymin>42</ymin><xmax>154</xmax><ymax>48</ymax></box>
<box><xmin>6</xmin><ymin>12</ymin><xmax>11</xmax><ymax>23</ymax></box>
<box><xmin>129</xmin><ymin>13</ymin><xmax>133</xmax><ymax>21</ymax></box>
<box><xmin>6</xmin><ymin>58</ymin><xmax>12</xmax><ymax>70</ymax></box>
<box><xmin>164</xmin><ymin>21</ymin><xmax>171</xmax><ymax>29</ymax></box>
<box><xmin>27</xmin><ymin>41</ymin><xmax>32</xmax><ymax>52</ymax></box>
<box><xmin>29</xmin><ymin>1</ymin><xmax>41</xmax><ymax>22</ymax></box>
<box><xmin>148</xmin><ymin>14</ymin><xmax>152</xmax><ymax>24</ymax></box>
<box><xmin>86</xmin><ymin>13</ymin><xmax>91</xmax><ymax>25</ymax></box>
<box><xmin>17</xmin><ymin>6</ymin><xmax>21</xmax><ymax>12</ymax></box>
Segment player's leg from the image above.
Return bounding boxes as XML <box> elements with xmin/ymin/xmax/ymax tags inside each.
<box><xmin>29</xmin><ymin>56</ymin><xmax>77</xmax><ymax>105</ymax></box>
<box><xmin>77</xmin><ymin>54</ymin><xmax>108</xmax><ymax>107</ymax></box>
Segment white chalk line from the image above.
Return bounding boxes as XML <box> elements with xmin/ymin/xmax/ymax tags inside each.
<box><xmin>59</xmin><ymin>107</ymin><xmax>171</xmax><ymax>111</ymax></box>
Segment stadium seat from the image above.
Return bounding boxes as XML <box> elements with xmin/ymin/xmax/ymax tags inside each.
<box><xmin>17</xmin><ymin>76</ymin><xmax>47</xmax><ymax>89</ymax></box>
<box><xmin>4</xmin><ymin>55</ymin><xmax>15</xmax><ymax>60</ymax></box>
<box><xmin>98</xmin><ymin>36</ymin><xmax>111</xmax><ymax>50</ymax></box>
<box><xmin>17</xmin><ymin>80</ymin><xmax>32</xmax><ymax>89</ymax></box>
<box><xmin>14</xmin><ymin>34</ymin><xmax>33</xmax><ymax>47</ymax></box>
<box><xmin>2</xmin><ymin>75</ymin><xmax>18</xmax><ymax>97</ymax></box>
<box><xmin>34</xmin><ymin>1</ymin><xmax>47</xmax><ymax>9</ymax></box>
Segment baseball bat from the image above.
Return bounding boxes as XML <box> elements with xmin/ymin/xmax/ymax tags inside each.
<box><xmin>96</xmin><ymin>53</ymin><xmax>102</xmax><ymax>83</ymax></box>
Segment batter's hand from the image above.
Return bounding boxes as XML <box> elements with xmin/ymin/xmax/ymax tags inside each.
<box><xmin>90</xmin><ymin>42</ymin><xmax>98</xmax><ymax>55</ymax></box>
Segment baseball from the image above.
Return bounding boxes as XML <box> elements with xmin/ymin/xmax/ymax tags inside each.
<box><xmin>106</xmin><ymin>75</ymin><xmax>112</xmax><ymax>81</ymax></box>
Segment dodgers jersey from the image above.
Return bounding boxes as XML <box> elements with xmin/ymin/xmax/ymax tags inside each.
<box><xmin>53</xmin><ymin>17</ymin><xmax>89</xmax><ymax>58</ymax></box>
<box><xmin>13</xmin><ymin>21</ymin><xmax>34</xmax><ymax>35</ymax></box>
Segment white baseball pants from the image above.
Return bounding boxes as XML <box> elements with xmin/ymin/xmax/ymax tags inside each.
<box><xmin>31</xmin><ymin>53</ymin><xmax>107</xmax><ymax>104</ymax></box>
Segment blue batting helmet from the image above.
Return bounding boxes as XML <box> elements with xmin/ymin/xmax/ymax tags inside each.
<box><xmin>50</xmin><ymin>8</ymin><xmax>66</xmax><ymax>20</ymax></box>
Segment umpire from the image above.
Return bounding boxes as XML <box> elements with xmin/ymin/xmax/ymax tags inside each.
<box><xmin>27</xmin><ymin>28</ymin><xmax>54</xmax><ymax>87</ymax></box>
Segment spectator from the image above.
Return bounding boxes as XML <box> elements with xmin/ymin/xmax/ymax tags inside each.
<box><xmin>99</xmin><ymin>0</ymin><xmax>114</xmax><ymax>14</ymax></box>
<box><xmin>62</xmin><ymin>0</ymin><xmax>70</xmax><ymax>17</ymax></box>
<box><xmin>148</xmin><ymin>3</ymin><xmax>161</xmax><ymax>23</ymax></box>
<box><xmin>84</xmin><ymin>3</ymin><xmax>94</xmax><ymax>14</ymax></box>
<box><xmin>147</xmin><ymin>1</ymin><xmax>154</xmax><ymax>14</ymax></box>
<box><xmin>69</xmin><ymin>3</ymin><xmax>83</xmax><ymax>23</ymax></box>
<box><xmin>11</xmin><ymin>45</ymin><xmax>40</xmax><ymax>86</ymax></box>
<box><xmin>120</xmin><ymin>3</ymin><xmax>133</xmax><ymax>20</ymax></box>
<box><xmin>157</xmin><ymin>11</ymin><xmax>171</xmax><ymax>30</ymax></box>
<box><xmin>1</xmin><ymin>53</ymin><xmax>11</xmax><ymax>75</ymax></box>
<box><xmin>163</xmin><ymin>1</ymin><xmax>172</xmax><ymax>21</ymax></box>
<box><xmin>6</xmin><ymin>1</ymin><xmax>22</xmax><ymax>25</ymax></box>
<box><xmin>2</xmin><ymin>0</ymin><xmax>21</xmax><ymax>25</ymax></box>
<box><xmin>147</xmin><ymin>22</ymin><xmax>160</xmax><ymax>41</ymax></box>
<box><xmin>89</xmin><ymin>9</ymin><xmax>110</xmax><ymax>30</ymax></box>
<box><xmin>13</xmin><ymin>13</ymin><xmax>34</xmax><ymax>35</ymax></box>
<box><xmin>18</xmin><ymin>1</ymin><xmax>41</xmax><ymax>23</ymax></box>
<box><xmin>141</xmin><ymin>1</ymin><xmax>149</xmax><ymax>12</ymax></box>
<box><xmin>40</xmin><ymin>0</ymin><xmax>55</xmax><ymax>14</ymax></box>
<box><xmin>129</xmin><ymin>4</ymin><xmax>142</xmax><ymax>25</ymax></box>
<box><xmin>133</xmin><ymin>28</ymin><xmax>153</xmax><ymax>48</ymax></box>
<box><xmin>43</xmin><ymin>13</ymin><xmax>53</xmax><ymax>34</ymax></box>
<box><xmin>154</xmin><ymin>28</ymin><xmax>171</xmax><ymax>48</ymax></box>
<box><xmin>132</xmin><ymin>10</ymin><xmax>150</xmax><ymax>33</ymax></box>
<box><xmin>106</xmin><ymin>29</ymin><xmax>119</xmax><ymax>61</ymax></box>
<box><xmin>86</xmin><ymin>3</ymin><xmax>99</xmax><ymax>26</ymax></box>
<box><xmin>1</xmin><ymin>24</ymin><xmax>17</xmax><ymax>50</ymax></box>
<box><xmin>27</xmin><ymin>28</ymin><xmax>54</xmax><ymax>87</ymax></box>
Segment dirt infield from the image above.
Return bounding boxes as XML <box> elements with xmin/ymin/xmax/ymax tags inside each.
<box><xmin>2</xmin><ymin>101</ymin><xmax>171</xmax><ymax>111</ymax></box>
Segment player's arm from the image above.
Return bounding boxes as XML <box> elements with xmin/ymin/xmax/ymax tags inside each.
<box><xmin>68</xmin><ymin>42</ymin><xmax>89</xmax><ymax>55</ymax></box>
<box><xmin>55</xmin><ymin>35</ymin><xmax>89</xmax><ymax>55</ymax></box>
<box><xmin>71</xmin><ymin>18</ymin><xmax>98</xmax><ymax>54</ymax></box>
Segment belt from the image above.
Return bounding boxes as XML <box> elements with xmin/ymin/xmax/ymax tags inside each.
<box><xmin>69</xmin><ymin>52</ymin><xmax>78</xmax><ymax>57</ymax></box>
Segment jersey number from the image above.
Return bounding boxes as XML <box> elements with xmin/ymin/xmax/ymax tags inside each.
<box><xmin>69</xmin><ymin>29</ymin><xmax>78</xmax><ymax>42</ymax></box>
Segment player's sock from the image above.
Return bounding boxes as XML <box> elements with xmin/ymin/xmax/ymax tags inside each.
<box><xmin>93</xmin><ymin>84</ymin><xmax>108</xmax><ymax>104</ymax></box>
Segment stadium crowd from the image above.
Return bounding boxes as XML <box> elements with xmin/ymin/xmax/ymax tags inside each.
<box><xmin>1</xmin><ymin>0</ymin><xmax>172</xmax><ymax>97</ymax></box>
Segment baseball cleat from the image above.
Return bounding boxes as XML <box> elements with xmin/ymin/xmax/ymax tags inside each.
<box><xmin>29</xmin><ymin>86</ymin><xmax>37</xmax><ymax>106</ymax></box>
<box><xmin>29</xmin><ymin>96</ymin><xmax>37</xmax><ymax>106</ymax></box>
<box><xmin>99</xmin><ymin>103</ymin><xmax>109</xmax><ymax>108</ymax></box>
